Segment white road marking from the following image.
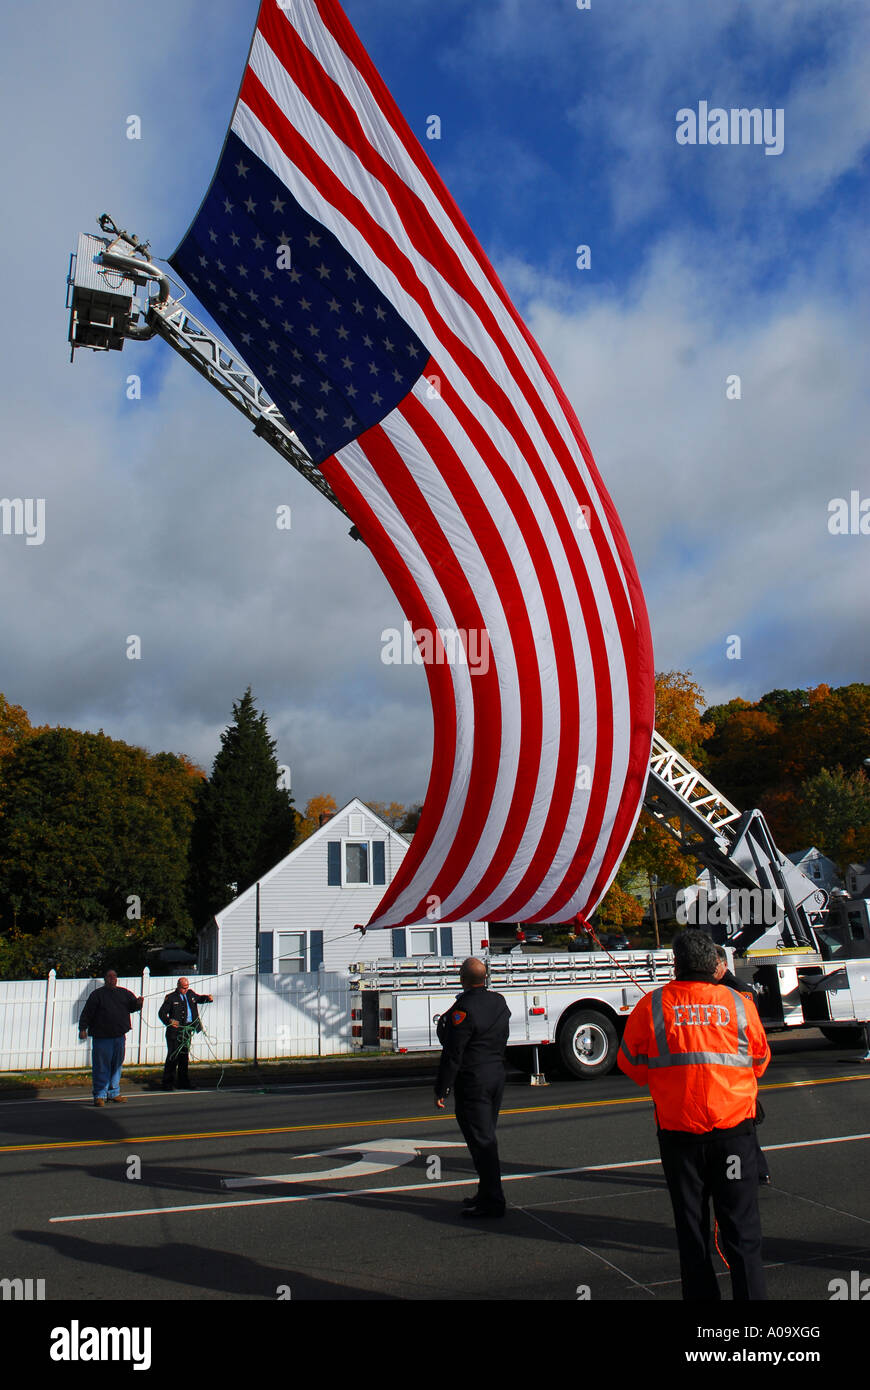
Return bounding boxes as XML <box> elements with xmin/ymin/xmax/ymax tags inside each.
<box><xmin>221</xmin><ymin>1138</ymin><xmax>466</xmax><ymax>1187</ymax></box>
<box><xmin>50</xmin><ymin>1131</ymin><xmax>870</xmax><ymax>1225</ymax></box>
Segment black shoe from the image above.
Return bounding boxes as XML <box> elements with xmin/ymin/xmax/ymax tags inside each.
<box><xmin>461</xmin><ymin>1203</ymin><xmax>506</xmax><ymax>1219</ymax></box>
<box><xmin>462</xmin><ymin>1195</ymin><xmax>482</xmax><ymax>1208</ymax></box>
<box><xmin>759</xmin><ymin>1174</ymin><xmax>771</xmax><ymax>1186</ymax></box>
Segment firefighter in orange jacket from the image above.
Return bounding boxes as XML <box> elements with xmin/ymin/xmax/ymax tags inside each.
<box><xmin>618</xmin><ymin>930</ymin><xmax>771</xmax><ymax>1301</ymax></box>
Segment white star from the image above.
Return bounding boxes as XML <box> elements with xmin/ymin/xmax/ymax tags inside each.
<box><xmin>290</xmin><ymin>373</ymin><xmax>303</xmax><ymax>386</ymax></box>
<box><xmin>238</xmin><ymin>265</ymin><xmax>249</xmax><ymax>278</ymax></box>
<box><xmin>307</xmin><ymin>323</ymin><xmax>320</xmax><ymax>337</ymax></box>
<box><xmin>345</xmin><ymin>265</ymin><xmax>357</xmax><ymax>281</ymax></box>
<box><xmin>407</xmin><ymin>343</ymin><xmax>419</xmax><ymax>358</ymax></box>
<box><xmin>252</xmin><ymin>233</ymin><xmax>265</xmax><ymax>251</ymax></box>
<box><xmin>235</xmin><ymin>159</ymin><xmax>250</xmax><ymax>178</ymax></box>
<box><xmin>218</xmin><ymin>302</ymin><xmax>228</xmax><ymax>313</ymax></box>
<box><xmin>216</xmin><ymin>260</ymin><xmax>226</xmax><ymax>273</ymax></box>
<box><xmin>207</xmin><ymin>280</ymin><xmax>217</xmax><ymax>292</ymax></box>
<box><xmin>316</xmin><ymin>263</ymin><xmax>330</xmax><ymax>280</ymax></box>
<box><xmin>248</xmin><ymin>289</ymin><xmax>259</xmax><ymax>302</ymax></box>
<box><xmin>272</xmin><ymin>295</ymin><xmax>284</xmax><ymax>308</ymax></box>
<box><xmin>223</xmin><ymin>197</ymin><xmax>234</xmax><ymax>214</ymax></box>
<box><xmin>336</xmin><ymin>325</ymin><xmax>350</xmax><ymax>341</ymax></box>
<box><xmin>282</xmin><ymin>320</ymin><xmax>293</xmax><ymax>333</ymax></box>
<box><xmin>259</xmin><ymin>317</ymin><xmax>270</xmax><ymax>329</ymax></box>
<box><xmin>315</xmin><ymin>406</ymin><xmax>327</xmax><ymax>421</ymax></box>
<box><xmin>288</xmin><ymin>268</ymin><xmax>301</xmax><ymax>283</ymax></box>
<box><xmin>362</xmin><ymin>334</ymin><xmax>373</xmax><ymax>348</ymax></box>
<box><xmin>314</xmin><ymin>435</ymin><xmax>325</xmax><ymax>449</ymax></box>
<box><xmin>227</xmin><ymin>287</ymin><xmax>238</xmax><ymax>300</ymax></box>
<box><xmin>291</xmin><ymin>347</ymin><xmax>303</xmax><ymax>360</ymax></box>
<box><xmin>393</xmin><ymin>368</ymin><xmax>404</xmax><ymax>382</ymax></box>
<box><xmin>272</xmin><ymin>195</ymin><xmax>287</xmax><ymax>214</ymax></box>
<box><xmin>208</xmin><ymin>229</ymin><xmax>218</xmax><ymax>243</ymax></box>
<box><xmin>261</xmin><ymin>267</ymin><xmax>274</xmax><ymax>281</ymax></box>
<box><xmin>368</xmin><ymin>362</ymin><xmax>379</xmax><ymax>375</ymax></box>
<box><xmin>230</xmin><ymin>231</ymin><xmax>241</xmax><ymax>247</ymax></box>
<box><xmin>383</xmin><ymin>337</ymin><xmax>394</xmax><ymax>351</ymax></box>
<box><xmin>319</xmin><ymin>380</ymin><xmax>332</xmax><ymax>395</ymax></box>
<box><xmin>268</xmin><ymin>339</ymin><xmax>278</xmax><ymax>353</ymax></box>
<box><xmin>198</xmin><ymin>255</ymin><xmax>208</xmax><ymax>268</ymax></box>
<box><xmin>343</xmin><ymin>416</ymin><xmax>355</xmax><ymax>430</ymax></box>
<box><xmin>241</xmin><ymin>332</ymin><xmax>252</xmax><ymax>345</ymax></box>
<box><xmin>374</xmin><ymin>305</ymin><xmax>386</xmax><ymax>321</ymax></box>
<box><xmin>188</xmin><ymin>272</ymin><xmax>199</xmax><ymax>282</ymax></box>
<box><xmin>244</xmin><ymin>196</ymin><xmax>257</xmax><ymax>214</ymax></box>
<box><xmin>341</xmin><ymin>356</ymin><xmax>354</xmax><ymax>370</ymax></box>
<box><xmin>352</xmin><ymin>299</ymin><xmax>364</xmax><ymax>314</ymax></box>
<box><xmin>306</xmin><ymin>230</ymin><xmax>321</xmax><ymax>248</ymax></box>
<box><xmin>315</xmin><ymin>349</ymin><xmax>327</xmax><ymax>364</ymax></box>
<box><xmin>266</xmin><ymin>364</ymin><xmax>276</xmax><ymax>377</ymax></box>
<box><xmin>347</xmin><ymin>383</ymin><xmax>358</xmax><ymax>399</ymax></box>
<box><xmin>372</xmin><ymin>391</ymin><xmax>383</xmax><ymax>405</ymax></box>
<box><xmin>327</xmin><ymin>297</ymin><xmax>340</xmax><ymax>313</ymax></box>
<box><xmin>289</xmin><ymin>399</ymin><xmax>301</xmax><ymax>412</ymax></box>
<box><xmin>299</xmin><ymin>297</ymin><xmax>311</xmax><ymax>312</ymax></box>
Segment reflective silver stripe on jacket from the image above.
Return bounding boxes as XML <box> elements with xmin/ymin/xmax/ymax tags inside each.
<box><xmin>647</xmin><ymin>986</ymin><xmax>753</xmax><ymax>1068</ymax></box>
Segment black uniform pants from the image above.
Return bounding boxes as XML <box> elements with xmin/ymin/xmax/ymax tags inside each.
<box><xmin>658</xmin><ymin>1123</ymin><xmax>766</xmax><ymax>1301</ymax></box>
<box><xmin>162</xmin><ymin>1027</ymin><xmax>192</xmax><ymax>1087</ymax></box>
<box><xmin>454</xmin><ymin>1065</ymin><xmax>505</xmax><ymax>1208</ymax></box>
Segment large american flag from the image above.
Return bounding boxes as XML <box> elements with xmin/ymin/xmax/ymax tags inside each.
<box><xmin>170</xmin><ymin>0</ymin><xmax>655</xmax><ymax>930</ymax></box>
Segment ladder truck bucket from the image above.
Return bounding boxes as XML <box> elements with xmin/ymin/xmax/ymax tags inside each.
<box><xmin>66</xmin><ymin>233</ymin><xmax>141</xmax><ymax>357</ymax></box>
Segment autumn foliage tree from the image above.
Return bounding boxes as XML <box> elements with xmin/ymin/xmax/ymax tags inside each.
<box><xmin>295</xmin><ymin>794</ymin><xmax>338</xmax><ymax>841</ymax></box>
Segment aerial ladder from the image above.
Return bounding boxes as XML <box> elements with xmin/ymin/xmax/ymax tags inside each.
<box><xmin>66</xmin><ymin>220</ymin><xmax>870</xmax><ymax>1058</ymax></box>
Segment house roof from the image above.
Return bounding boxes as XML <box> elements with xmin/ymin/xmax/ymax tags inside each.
<box><xmin>210</xmin><ymin>798</ymin><xmax>411</xmax><ymax>926</ymax></box>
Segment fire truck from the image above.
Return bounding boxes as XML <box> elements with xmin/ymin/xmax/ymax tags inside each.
<box><xmin>66</xmin><ymin>221</ymin><xmax>870</xmax><ymax>1078</ymax></box>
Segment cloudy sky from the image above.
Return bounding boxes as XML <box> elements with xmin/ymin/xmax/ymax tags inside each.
<box><xmin>0</xmin><ymin>0</ymin><xmax>867</xmax><ymax>812</ymax></box>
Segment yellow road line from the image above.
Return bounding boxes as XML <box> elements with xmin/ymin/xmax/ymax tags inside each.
<box><xmin>1</xmin><ymin>1070</ymin><xmax>867</xmax><ymax>1156</ymax></box>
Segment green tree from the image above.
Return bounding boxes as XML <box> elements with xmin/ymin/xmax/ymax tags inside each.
<box><xmin>0</xmin><ymin>729</ymin><xmax>201</xmax><ymax>949</ymax></box>
<box><xmin>795</xmin><ymin>766</ymin><xmax>870</xmax><ymax>870</ymax></box>
<box><xmin>188</xmin><ymin>689</ymin><xmax>296</xmax><ymax>924</ymax></box>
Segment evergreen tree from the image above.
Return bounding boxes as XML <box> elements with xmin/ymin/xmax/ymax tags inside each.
<box><xmin>188</xmin><ymin>689</ymin><xmax>296</xmax><ymax>924</ymax></box>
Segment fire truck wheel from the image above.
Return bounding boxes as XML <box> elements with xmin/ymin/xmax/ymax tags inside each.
<box><xmin>559</xmin><ymin>1009</ymin><xmax>619</xmax><ymax>1078</ymax></box>
<box><xmin>820</xmin><ymin>1025</ymin><xmax>866</xmax><ymax>1049</ymax></box>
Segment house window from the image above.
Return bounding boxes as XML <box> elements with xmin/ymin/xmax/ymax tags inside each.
<box><xmin>276</xmin><ymin>932</ymin><xmax>306</xmax><ymax>973</ymax></box>
<box><xmin>811</xmin><ymin>862</ymin><xmax>822</xmax><ymax>880</ymax></box>
<box><xmin>345</xmin><ymin>841</ymin><xmax>370</xmax><ymax>884</ymax></box>
<box><xmin>409</xmin><ymin>928</ymin><xmax>437</xmax><ymax>957</ymax></box>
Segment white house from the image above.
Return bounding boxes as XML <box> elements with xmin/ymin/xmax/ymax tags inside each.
<box><xmin>197</xmin><ymin>798</ymin><xmax>482</xmax><ymax>976</ymax></box>
<box><xmin>785</xmin><ymin>847</ymin><xmax>842</xmax><ymax>893</ymax></box>
<box><xmin>846</xmin><ymin>862</ymin><xmax>870</xmax><ymax>899</ymax></box>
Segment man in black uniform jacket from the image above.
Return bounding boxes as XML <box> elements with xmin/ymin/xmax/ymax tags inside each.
<box><xmin>158</xmin><ymin>977</ymin><xmax>213</xmax><ymax>1090</ymax></box>
<box><xmin>435</xmin><ymin>957</ymin><xmax>511</xmax><ymax>1218</ymax></box>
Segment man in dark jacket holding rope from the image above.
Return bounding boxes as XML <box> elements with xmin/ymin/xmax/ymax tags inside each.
<box><xmin>158</xmin><ymin>977</ymin><xmax>213</xmax><ymax>1090</ymax></box>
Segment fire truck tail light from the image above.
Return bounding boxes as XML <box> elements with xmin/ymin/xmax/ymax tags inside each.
<box><xmin>529</xmin><ymin>1007</ymin><xmax>546</xmax><ymax>1015</ymax></box>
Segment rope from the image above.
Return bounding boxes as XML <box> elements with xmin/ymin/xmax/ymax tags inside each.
<box><xmin>573</xmin><ymin>914</ymin><xmax>654</xmax><ymax>995</ymax></box>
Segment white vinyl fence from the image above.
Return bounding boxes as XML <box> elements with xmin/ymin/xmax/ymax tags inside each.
<box><xmin>0</xmin><ymin>968</ymin><xmax>354</xmax><ymax>1072</ymax></box>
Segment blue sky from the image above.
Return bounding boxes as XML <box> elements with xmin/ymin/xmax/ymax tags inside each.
<box><xmin>0</xmin><ymin>0</ymin><xmax>867</xmax><ymax>811</ymax></box>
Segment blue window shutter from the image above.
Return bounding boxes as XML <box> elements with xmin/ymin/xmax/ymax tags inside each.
<box><xmin>259</xmin><ymin>931</ymin><xmax>273</xmax><ymax>973</ymax></box>
<box><xmin>439</xmin><ymin>927</ymin><xmax>454</xmax><ymax>957</ymax></box>
<box><xmin>373</xmin><ymin>841</ymin><xmax>386</xmax><ymax>885</ymax></box>
<box><xmin>327</xmin><ymin>841</ymin><xmax>341</xmax><ymax>886</ymax></box>
<box><xmin>392</xmin><ymin>928</ymin><xmax>407</xmax><ymax>957</ymax></box>
<box><xmin>310</xmin><ymin>931</ymin><xmax>324</xmax><ymax>972</ymax></box>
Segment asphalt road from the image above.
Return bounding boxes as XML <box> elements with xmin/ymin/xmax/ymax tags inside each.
<box><xmin>1</xmin><ymin>1032</ymin><xmax>868</xmax><ymax>1305</ymax></box>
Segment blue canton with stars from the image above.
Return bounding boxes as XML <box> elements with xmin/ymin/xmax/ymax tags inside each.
<box><xmin>170</xmin><ymin>131</ymin><xmax>427</xmax><ymax>466</ymax></box>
